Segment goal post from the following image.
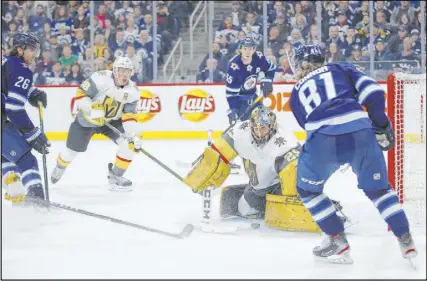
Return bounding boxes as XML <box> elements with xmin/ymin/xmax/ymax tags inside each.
<box><xmin>387</xmin><ymin>72</ymin><xmax>426</xmax><ymax>227</ymax></box>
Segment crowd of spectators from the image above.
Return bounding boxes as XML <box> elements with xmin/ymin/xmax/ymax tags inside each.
<box><xmin>1</xmin><ymin>1</ymin><xmax>425</xmax><ymax>85</ymax></box>
<box><xmin>2</xmin><ymin>0</ymin><xmax>193</xmax><ymax>85</ymax></box>
<box><xmin>196</xmin><ymin>0</ymin><xmax>425</xmax><ymax>83</ymax></box>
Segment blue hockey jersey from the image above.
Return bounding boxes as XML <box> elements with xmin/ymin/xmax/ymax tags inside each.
<box><xmin>289</xmin><ymin>62</ymin><xmax>388</xmax><ymax>140</ymax></box>
<box><xmin>2</xmin><ymin>55</ymin><xmax>36</xmax><ymax>131</ymax></box>
<box><xmin>225</xmin><ymin>51</ymin><xmax>276</xmax><ymax>110</ymax></box>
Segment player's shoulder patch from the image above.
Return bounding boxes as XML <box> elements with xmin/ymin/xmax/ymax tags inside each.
<box><xmin>256</xmin><ymin>51</ymin><xmax>263</xmax><ymax>58</ymax></box>
<box><xmin>90</xmin><ymin>70</ymin><xmax>114</xmax><ymax>89</ymax></box>
<box><xmin>229</xmin><ymin>62</ymin><xmax>240</xmax><ymax>71</ymax></box>
<box><xmin>238</xmin><ymin>120</ymin><xmax>250</xmax><ymax>131</ymax></box>
<box><xmin>273</xmin><ymin>136</ymin><xmax>287</xmax><ymax>148</ymax></box>
<box><xmin>126</xmin><ymin>82</ymin><xmax>141</xmax><ymax>102</ymax></box>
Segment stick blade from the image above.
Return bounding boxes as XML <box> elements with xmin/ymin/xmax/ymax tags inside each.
<box><xmin>178</xmin><ymin>224</ymin><xmax>195</xmax><ymax>238</ymax></box>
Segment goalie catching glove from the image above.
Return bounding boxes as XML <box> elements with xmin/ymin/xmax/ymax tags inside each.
<box><xmin>183</xmin><ymin>146</ymin><xmax>231</xmax><ymax>193</ymax></box>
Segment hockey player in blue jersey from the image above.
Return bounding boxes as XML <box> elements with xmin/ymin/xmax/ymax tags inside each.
<box><xmin>225</xmin><ymin>36</ymin><xmax>276</xmax><ymax>171</ymax></box>
<box><xmin>289</xmin><ymin>44</ymin><xmax>417</xmax><ymax>264</ymax></box>
<box><xmin>1</xmin><ymin>33</ymin><xmax>50</xmax><ymax>204</ymax></box>
<box><xmin>225</xmin><ymin>36</ymin><xmax>276</xmax><ymax>124</ymax></box>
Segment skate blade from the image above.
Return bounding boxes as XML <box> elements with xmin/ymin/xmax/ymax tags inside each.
<box><xmin>108</xmin><ymin>185</ymin><xmax>133</xmax><ymax>192</ymax></box>
<box><xmin>316</xmin><ymin>251</ymin><xmax>354</xmax><ymax>264</ymax></box>
<box><xmin>407</xmin><ymin>257</ymin><xmax>418</xmax><ymax>270</ymax></box>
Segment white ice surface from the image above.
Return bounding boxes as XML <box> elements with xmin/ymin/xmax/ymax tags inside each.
<box><xmin>1</xmin><ymin>140</ymin><xmax>426</xmax><ymax>279</ymax></box>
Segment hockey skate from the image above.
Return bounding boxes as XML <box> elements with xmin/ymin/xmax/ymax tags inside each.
<box><xmin>51</xmin><ymin>166</ymin><xmax>66</xmax><ymax>184</ymax></box>
<box><xmin>107</xmin><ymin>163</ymin><xmax>133</xmax><ymax>192</ymax></box>
<box><xmin>313</xmin><ymin>232</ymin><xmax>353</xmax><ymax>264</ymax></box>
<box><xmin>24</xmin><ymin>184</ymin><xmax>46</xmax><ymax>207</ymax></box>
<box><xmin>398</xmin><ymin>232</ymin><xmax>417</xmax><ymax>259</ymax></box>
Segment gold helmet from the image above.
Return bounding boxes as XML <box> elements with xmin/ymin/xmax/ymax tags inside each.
<box><xmin>250</xmin><ymin>106</ymin><xmax>277</xmax><ymax>145</ymax></box>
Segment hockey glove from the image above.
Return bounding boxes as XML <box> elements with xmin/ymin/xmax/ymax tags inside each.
<box><xmin>128</xmin><ymin>135</ymin><xmax>143</xmax><ymax>153</ymax></box>
<box><xmin>260</xmin><ymin>81</ymin><xmax>273</xmax><ymax>97</ymax></box>
<box><xmin>22</xmin><ymin>127</ymin><xmax>51</xmax><ymax>154</ymax></box>
<box><xmin>86</xmin><ymin>102</ymin><xmax>106</xmax><ymax>126</ymax></box>
<box><xmin>28</xmin><ymin>87</ymin><xmax>47</xmax><ymax>108</ymax></box>
<box><xmin>227</xmin><ymin>109</ymin><xmax>239</xmax><ymax>125</ymax></box>
<box><xmin>373</xmin><ymin>120</ymin><xmax>395</xmax><ymax>151</ymax></box>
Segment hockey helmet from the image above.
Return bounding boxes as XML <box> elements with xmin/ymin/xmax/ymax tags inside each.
<box><xmin>12</xmin><ymin>33</ymin><xmax>40</xmax><ymax>57</ymax></box>
<box><xmin>113</xmin><ymin>56</ymin><xmax>134</xmax><ymax>77</ymax></box>
<box><xmin>239</xmin><ymin>36</ymin><xmax>256</xmax><ymax>48</ymax></box>
<box><xmin>294</xmin><ymin>44</ymin><xmax>325</xmax><ymax>70</ymax></box>
<box><xmin>250</xmin><ymin>105</ymin><xmax>277</xmax><ymax>146</ymax></box>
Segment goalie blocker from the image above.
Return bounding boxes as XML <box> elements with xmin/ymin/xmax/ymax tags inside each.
<box><xmin>184</xmin><ymin>106</ymin><xmax>346</xmax><ymax>233</ymax></box>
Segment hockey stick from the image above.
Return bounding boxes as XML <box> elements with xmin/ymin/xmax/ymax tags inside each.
<box><xmin>27</xmin><ymin>198</ymin><xmax>194</xmax><ymax>239</ymax></box>
<box><xmin>285</xmin><ymin>49</ymin><xmax>296</xmax><ymax>76</ymax></box>
<box><xmin>38</xmin><ymin>102</ymin><xmax>50</xmax><ymax>202</ymax></box>
<box><xmin>104</xmin><ymin>122</ymin><xmax>185</xmax><ymax>183</ymax></box>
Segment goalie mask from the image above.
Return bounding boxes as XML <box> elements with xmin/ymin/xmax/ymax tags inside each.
<box><xmin>113</xmin><ymin>56</ymin><xmax>134</xmax><ymax>86</ymax></box>
<box><xmin>250</xmin><ymin>106</ymin><xmax>277</xmax><ymax>146</ymax></box>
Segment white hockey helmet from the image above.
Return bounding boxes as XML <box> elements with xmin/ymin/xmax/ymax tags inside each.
<box><xmin>113</xmin><ymin>56</ymin><xmax>134</xmax><ymax>77</ymax></box>
<box><xmin>113</xmin><ymin>56</ymin><xmax>134</xmax><ymax>86</ymax></box>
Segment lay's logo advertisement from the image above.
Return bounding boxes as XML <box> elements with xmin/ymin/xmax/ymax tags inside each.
<box><xmin>178</xmin><ymin>89</ymin><xmax>215</xmax><ymax>122</ymax></box>
<box><xmin>136</xmin><ymin>89</ymin><xmax>161</xmax><ymax>122</ymax></box>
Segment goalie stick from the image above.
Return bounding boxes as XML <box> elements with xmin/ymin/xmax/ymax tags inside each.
<box><xmin>200</xmin><ymin>130</ymin><xmax>238</xmax><ymax>234</ymax></box>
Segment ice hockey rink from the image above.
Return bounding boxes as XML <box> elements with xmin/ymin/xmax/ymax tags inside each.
<box><xmin>2</xmin><ymin>140</ymin><xmax>426</xmax><ymax>279</ymax></box>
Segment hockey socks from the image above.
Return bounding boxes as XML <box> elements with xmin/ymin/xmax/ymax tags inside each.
<box><xmin>364</xmin><ymin>189</ymin><xmax>409</xmax><ymax>237</ymax></box>
<box><xmin>298</xmin><ymin>187</ymin><xmax>344</xmax><ymax>235</ymax></box>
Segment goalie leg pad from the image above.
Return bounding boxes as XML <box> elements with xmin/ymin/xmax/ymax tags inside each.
<box><xmin>265</xmin><ymin>194</ymin><xmax>322</xmax><ymax>233</ymax></box>
<box><xmin>2</xmin><ymin>171</ymin><xmax>26</xmax><ymax>203</ymax></box>
<box><xmin>219</xmin><ymin>184</ymin><xmax>246</xmax><ymax>218</ymax></box>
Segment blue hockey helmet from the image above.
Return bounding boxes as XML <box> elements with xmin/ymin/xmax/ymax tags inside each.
<box><xmin>294</xmin><ymin>44</ymin><xmax>325</xmax><ymax>69</ymax></box>
<box><xmin>12</xmin><ymin>33</ymin><xmax>40</xmax><ymax>57</ymax></box>
<box><xmin>240</xmin><ymin>36</ymin><xmax>256</xmax><ymax>48</ymax></box>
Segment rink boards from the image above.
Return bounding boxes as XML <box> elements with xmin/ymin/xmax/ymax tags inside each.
<box><xmin>29</xmin><ymin>82</ymin><xmax>389</xmax><ymax>140</ymax></box>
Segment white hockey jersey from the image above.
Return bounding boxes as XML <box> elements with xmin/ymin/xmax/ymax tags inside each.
<box><xmin>227</xmin><ymin>120</ymin><xmax>299</xmax><ymax>191</ymax></box>
<box><xmin>75</xmin><ymin>70</ymin><xmax>140</xmax><ymax>128</ymax></box>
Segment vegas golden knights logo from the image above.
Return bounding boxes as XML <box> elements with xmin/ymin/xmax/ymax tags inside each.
<box><xmin>103</xmin><ymin>96</ymin><xmax>121</xmax><ymax>118</ymax></box>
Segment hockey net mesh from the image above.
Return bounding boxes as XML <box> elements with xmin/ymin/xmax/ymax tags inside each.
<box><xmin>388</xmin><ymin>72</ymin><xmax>426</xmax><ymax>227</ymax></box>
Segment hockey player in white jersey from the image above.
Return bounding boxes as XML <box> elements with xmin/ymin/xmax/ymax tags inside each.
<box><xmin>51</xmin><ymin>57</ymin><xmax>142</xmax><ymax>191</ymax></box>
<box><xmin>183</xmin><ymin>105</ymin><xmax>346</xmax><ymax>232</ymax></box>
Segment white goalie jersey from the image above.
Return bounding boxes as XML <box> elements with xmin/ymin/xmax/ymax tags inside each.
<box><xmin>75</xmin><ymin>70</ymin><xmax>140</xmax><ymax>128</ymax></box>
<box><xmin>227</xmin><ymin>120</ymin><xmax>299</xmax><ymax>191</ymax></box>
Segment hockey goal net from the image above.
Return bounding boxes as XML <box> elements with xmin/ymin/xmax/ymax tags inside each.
<box><xmin>387</xmin><ymin>72</ymin><xmax>426</xmax><ymax>227</ymax></box>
